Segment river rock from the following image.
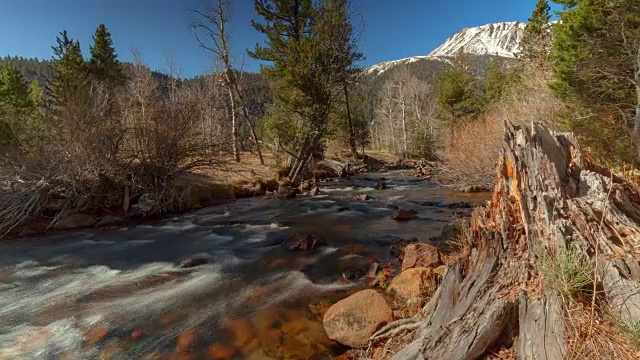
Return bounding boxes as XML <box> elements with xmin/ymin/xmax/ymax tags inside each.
<box><xmin>96</xmin><ymin>215</ymin><xmax>124</xmax><ymax>228</ymax></box>
<box><xmin>277</xmin><ymin>185</ymin><xmax>298</xmax><ymax>199</ymax></box>
<box><xmin>54</xmin><ymin>214</ymin><xmax>97</xmax><ymax>230</ymax></box>
<box><xmin>352</xmin><ymin>194</ymin><xmax>369</xmax><ymax>201</ymax></box>
<box><xmin>391</xmin><ymin>209</ymin><xmax>418</xmax><ymax>221</ymax></box>
<box><xmin>323</xmin><ymin>289</ymin><xmax>393</xmax><ymax>348</ymax></box>
<box><xmin>390</xmin><ymin>237</ymin><xmax>415</xmax><ymax>258</ymax></box>
<box><xmin>309</xmin><ymin>185</ymin><xmax>320</xmax><ymax>196</ymax></box>
<box><xmin>386</xmin><ymin>267</ymin><xmax>437</xmax><ymax>300</ymax></box>
<box><xmin>402</xmin><ymin>243</ymin><xmax>442</xmax><ymax>271</ymax></box>
<box><xmin>178</xmin><ymin>257</ymin><xmax>209</xmax><ymax>268</ymax></box>
<box><xmin>375</xmin><ymin>178</ymin><xmax>387</xmax><ymax>190</ymax></box>
<box><xmin>367</xmin><ymin>262</ymin><xmax>381</xmax><ymax>278</ymax></box>
<box><xmin>288</xmin><ymin>234</ymin><xmax>326</xmax><ymax>251</ymax></box>
<box><xmin>458</xmin><ymin>185</ymin><xmax>487</xmax><ymax>193</ymax></box>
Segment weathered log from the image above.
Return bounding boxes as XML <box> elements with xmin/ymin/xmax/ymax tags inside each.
<box><xmin>391</xmin><ymin>122</ymin><xmax>640</xmax><ymax>359</ymax></box>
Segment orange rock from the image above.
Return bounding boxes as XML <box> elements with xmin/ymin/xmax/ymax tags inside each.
<box><xmin>160</xmin><ymin>312</ymin><xmax>180</xmax><ymax>325</ymax></box>
<box><xmin>281</xmin><ymin>318</ymin><xmax>308</xmax><ymax>335</ymax></box>
<box><xmin>267</xmin><ymin>259</ymin><xmax>287</xmax><ymax>268</ymax></box>
<box><xmin>281</xmin><ymin>335</ymin><xmax>314</xmax><ymax>359</ymax></box>
<box><xmin>323</xmin><ymin>289</ymin><xmax>393</xmax><ymax>348</ymax></box>
<box><xmin>222</xmin><ymin>318</ymin><xmax>254</xmax><ymax>348</ymax></box>
<box><xmin>172</xmin><ymin>353</ymin><xmax>193</xmax><ymax>360</ymax></box>
<box><xmin>208</xmin><ymin>344</ymin><xmax>236</xmax><ymax>359</ymax></box>
<box><xmin>131</xmin><ymin>329</ymin><xmax>143</xmax><ymax>341</ymax></box>
<box><xmin>85</xmin><ymin>324</ymin><xmax>109</xmax><ymax>345</ymax></box>
<box><xmin>240</xmin><ymin>338</ymin><xmax>261</xmax><ymax>355</ymax></box>
<box><xmin>177</xmin><ymin>329</ymin><xmax>198</xmax><ymax>352</ymax></box>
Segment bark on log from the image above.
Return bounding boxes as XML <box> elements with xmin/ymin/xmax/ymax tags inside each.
<box><xmin>391</xmin><ymin>122</ymin><xmax>640</xmax><ymax>359</ymax></box>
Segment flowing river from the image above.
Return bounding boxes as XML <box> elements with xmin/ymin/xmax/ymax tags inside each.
<box><xmin>0</xmin><ymin>171</ymin><xmax>488</xmax><ymax>360</ymax></box>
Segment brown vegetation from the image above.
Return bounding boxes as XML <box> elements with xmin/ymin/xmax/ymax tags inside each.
<box><xmin>438</xmin><ymin>66</ymin><xmax>563</xmax><ymax>189</ymax></box>
<box><xmin>374</xmin><ymin>122</ymin><xmax>640</xmax><ymax>359</ymax></box>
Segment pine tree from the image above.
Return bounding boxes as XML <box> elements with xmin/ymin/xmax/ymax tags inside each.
<box><xmin>0</xmin><ymin>63</ymin><xmax>36</xmax><ymax>148</ymax></box>
<box><xmin>250</xmin><ymin>0</ymin><xmax>362</xmax><ymax>182</ymax></box>
<box><xmin>519</xmin><ymin>0</ymin><xmax>553</xmax><ymax>63</ymax></box>
<box><xmin>550</xmin><ymin>0</ymin><xmax>640</xmax><ymax>163</ymax></box>
<box><xmin>0</xmin><ymin>63</ymin><xmax>31</xmax><ymax>113</ymax></box>
<box><xmin>49</xmin><ymin>30</ymin><xmax>89</xmax><ymax>121</ymax></box>
<box><xmin>435</xmin><ymin>51</ymin><xmax>484</xmax><ymax>124</ymax></box>
<box><xmin>89</xmin><ymin>24</ymin><xmax>125</xmax><ymax>86</ymax></box>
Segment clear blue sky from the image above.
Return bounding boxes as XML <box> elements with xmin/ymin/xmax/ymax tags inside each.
<box><xmin>0</xmin><ymin>0</ymin><xmax>561</xmax><ymax>77</ymax></box>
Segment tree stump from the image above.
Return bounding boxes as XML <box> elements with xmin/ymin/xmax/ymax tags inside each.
<box><xmin>390</xmin><ymin>122</ymin><xmax>640</xmax><ymax>359</ymax></box>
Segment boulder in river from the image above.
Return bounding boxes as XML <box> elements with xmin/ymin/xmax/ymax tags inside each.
<box><xmin>387</xmin><ymin>267</ymin><xmax>437</xmax><ymax>301</ymax></box>
<box><xmin>401</xmin><ymin>243</ymin><xmax>442</xmax><ymax>271</ymax></box>
<box><xmin>391</xmin><ymin>209</ymin><xmax>418</xmax><ymax>221</ymax></box>
<box><xmin>375</xmin><ymin>178</ymin><xmax>387</xmax><ymax>190</ymax></box>
<box><xmin>288</xmin><ymin>234</ymin><xmax>326</xmax><ymax>251</ymax></box>
<box><xmin>352</xmin><ymin>194</ymin><xmax>369</xmax><ymax>201</ymax></box>
<box><xmin>54</xmin><ymin>214</ymin><xmax>97</xmax><ymax>230</ymax></box>
<box><xmin>178</xmin><ymin>257</ymin><xmax>209</xmax><ymax>268</ymax></box>
<box><xmin>277</xmin><ymin>185</ymin><xmax>299</xmax><ymax>199</ymax></box>
<box><xmin>96</xmin><ymin>215</ymin><xmax>124</xmax><ymax>228</ymax></box>
<box><xmin>458</xmin><ymin>185</ymin><xmax>487</xmax><ymax>193</ymax></box>
<box><xmin>323</xmin><ymin>289</ymin><xmax>393</xmax><ymax>348</ymax></box>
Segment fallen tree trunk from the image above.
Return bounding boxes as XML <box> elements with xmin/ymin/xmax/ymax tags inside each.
<box><xmin>392</xmin><ymin>122</ymin><xmax>640</xmax><ymax>359</ymax></box>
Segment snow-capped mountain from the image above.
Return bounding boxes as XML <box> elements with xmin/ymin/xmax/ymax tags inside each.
<box><xmin>427</xmin><ymin>21</ymin><xmax>525</xmax><ymax>59</ymax></box>
<box><xmin>365</xmin><ymin>56</ymin><xmax>431</xmax><ymax>76</ymax></box>
<box><xmin>365</xmin><ymin>21</ymin><xmax>525</xmax><ymax>76</ymax></box>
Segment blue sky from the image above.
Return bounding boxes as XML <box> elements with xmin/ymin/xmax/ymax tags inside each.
<box><xmin>0</xmin><ymin>0</ymin><xmax>561</xmax><ymax>77</ymax></box>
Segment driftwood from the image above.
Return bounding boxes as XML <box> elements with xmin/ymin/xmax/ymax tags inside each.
<box><xmin>392</xmin><ymin>122</ymin><xmax>640</xmax><ymax>359</ymax></box>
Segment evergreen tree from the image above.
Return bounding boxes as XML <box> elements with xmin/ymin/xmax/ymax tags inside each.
<box><xmin>0</xmin><ymin>63</ymin><xmax>31</xmax><ymax>113</ymax></box>
<box><xmin>49</xmin><ymin>31</ymin><xmax>88</xmax><ymax>117</ymax></box>
<box><xmin>250</xmin><ymin>0</ymin><xmax>362</xmax><ymax>182</ymax></box>
<box><xmin>0</xmin><ymin>63</ymin><xmax>36</xmax><ymax>148</ymax></box>
<box><xmin>435</xmin><ymin>51</ymin><xmax>484</xmax><ymax>124</ymax></box>
<box><xmin>89</xmin><ymin>24</ymin><xmax>125</xmax><ymax>86</ymax></box>
<box><xmin>519</xmin><ymin>0</ymin><xmax>553</xmax><ymax>63</ymax></box>
<box><xmin>550</xmin><ymin>0</ymin><xmax>640</xmax><ymax>162</ymax></box>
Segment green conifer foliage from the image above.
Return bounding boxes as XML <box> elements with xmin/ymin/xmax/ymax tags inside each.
<box><xmin>435</xmin><ymin>51</ymin><xmax>484</xmax><ymax>124</ymax></box>
<box><xmin>89</xmin><ymin>24</ymin><xmax>125</xmax><ymax>86</ymax></box>
<box><xmin>519</xmin><ymin>0</ymin><xmax>553</xmax><ymax>63</ymax></box>
<box><xmin>49</xmin><ymin>30</ymin><xmax>88</xmax><ymax>112</ymax></box>
<box><xmin>550</xmin><ymin>0</ymin><xmax>640</xmax><ymax>163</ymax></box>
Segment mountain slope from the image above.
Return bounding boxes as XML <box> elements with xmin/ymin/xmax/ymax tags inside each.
<box><xmin>365</xmin><ymin>21</ymin><xmax>524</xmax><ymax>77</ymax></box>
<box><xmin>427</xmin><ymin>21</ymin><xmax>525</xmax><ymax>59</ymax></box>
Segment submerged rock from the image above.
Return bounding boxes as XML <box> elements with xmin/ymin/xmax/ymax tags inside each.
<box><xmin>277</xmin><ymin>185</ymin><xmax>299</xmax><ymax>199</ymax></box>
<box><xmin>54</xmin><ymin>214</ymin><xmax>97</xmax><ymax>230</ymax></box>
<box><xmin>391</xmin><ymin>209</ymin><xmax>418</xmax><ymax>221</ymax></box>
<box><xmin>402</xmin><ymin>243</ymin><xmax>442</xmax><ymax>271</ymax></box>
<box><xmin>288</xmin><ymin>234</ymin><xmax>326</xmax><ymax>251</ymax></box>
<box><xmin>351</xmin><ymin>194</ymin><xmax>369</xmax><ymax>201</ymax></box>
<box><xmin>323</xmin><ymin>289</ymin><xmax>393</xmax><ymax>348</ymax></box>
<box><xmin>178</xmin><ymin>257</ymin><xmax>209</xmax><ymax>268</ymax></box>
<box><xmin>458</xmin><ymin>185</ymin><xmax>487</xmax><ymax>193</ymax></box>
<box><xmin>96</xmin><ymin>215</ymin><xmax>124</xmax><ymax>228</ymax></box>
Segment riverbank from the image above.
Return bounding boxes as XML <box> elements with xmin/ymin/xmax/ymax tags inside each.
<box><xmin>0</xmin><ymin>150</ymin><xmax>423</xmax><ymax>240</ymax></box>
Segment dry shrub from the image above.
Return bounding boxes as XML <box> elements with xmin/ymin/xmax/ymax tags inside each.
<box><xmin>439</xmin><ymin>65</ymin><xmax>563</xmax><ymax>189</ymax></box>
<box><xmin>0</xmin><ymin>60</ymin><xmax>227</xmax><ymax>236</ymax></box>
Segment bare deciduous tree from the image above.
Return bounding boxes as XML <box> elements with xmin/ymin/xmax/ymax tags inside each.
<box><xmin>191</xmin><ymin>0</ymin><xmax>265</xmax><ymax>164</ymax></box>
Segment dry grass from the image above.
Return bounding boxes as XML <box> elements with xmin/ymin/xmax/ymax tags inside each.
<box><xmin>438</xmin><ymin>65</ymin><xmax>563</xmax><ymax>189</ymax></box>
<box><xmin>565</xmin><ymin>303</ymin><xmax>639</xmax><ymax>360</ymax></box>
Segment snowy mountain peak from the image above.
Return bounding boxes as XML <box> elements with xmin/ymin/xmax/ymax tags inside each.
<box><xmin>364</xmin><ymin>56</ymin><xmax>431</xmax><ymax>76</ymax></box>
<box><xmin>427</xmin><ymin>21</ymin><xmax>525</xmax><ymax>59</ymax></box>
